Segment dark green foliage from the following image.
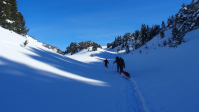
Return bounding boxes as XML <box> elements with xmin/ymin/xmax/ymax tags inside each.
<box><xmin>0</xmin><ymin>0</ymin><xmax>29</xmax><ymax>35</ymax></box>
<box><xmin>0</xmin><ymin>1</ymin><xmax>4</xmax><ymax>24</ymax></box>
<box><xmin>140</xmin><ymin>24</ymin><xmax>147</xmax><ymax>45</ymax></box>
<box><xmin>65</xmin><ymin>41</ymin><xmax>102</xmax><ymax>54</ymax></box>
<box><xmin>161</xmin><ymin>21</ymin><xmax>166</xmax><ymax>31</ymax></box>
<box><xmin>121</xmin><ymin>43</ymin><xmax>124</xmax><ymax>50</ymax></box>
<box><xmin>107</xmin><ymin>43</ymin><xmax>112</xmax><ymax>48</ymax></box>
<box><xmin>144</xmin><ymin>44</ymin><xmax>148</xmax><ymax>50</ymax></box>
<box><xmin>134</xmin><ymin>30</ymin><xmax>140</xmax><ymax>40</ymax></box>
<box><xmin>126</xmin><ymin>45</ymin><xmax>130</xmax><ymax>53</ymax></box>
<box><xmin>182</xmin><ymin>3</ymin><xmax>186</xmax><ymax>8</ymax></box>
<box><xmin>123</xmin><ymin>33</ymin><xmax>130</xmax><ymax>46</ymax></box>
<box><xmin>111</xmin><ymin>41</ymin><xmax>116</xmax><ymax>49</ymax></box>
<box><xmin>191</xmin><ymin>0</ymin><xmax>195</xmax><ymax>4</ymax></box>
<box><xmin>110</xmin><ymin>35</ymin><xmax>122</xmax><ymax>49</ymax></box>
<box><xmin>171</xmin><ymin>27</ymin><xmax>179</xmax><ymax>41</ymax></box>
<box><xmin>92</xmin><ymin>43</ymin><xmax>101</xmax><ymax>51</ymax></box>
<box><xmin>168</xmin><ymin>38</ymin><xmax>172</xmax><ymax>46</ymax></box>
<box><xmin>163</xmin><ymin>40</ymin><xmax>167</xmax><ymax>46</ymax></box>
<box><xmin>146</xmin><ymin>25</ymin><xmax>151</xmax><ymax>41</ymax></box>
<box><xmin>43</xmin><ymin>43</ymin><xmax>63</xmax><ymax>54</ymax></box>
<box><xmin>117</xmin><ymin>46</ymin><xmax>120</xmax><ymax>53</ymax></box>
<box><xmin>160</xmin><ymin>30</ymin><xmax>165</xmax><ymax>39</ymax></box>
<box><xmin>167</xmin><ymin>16</ymin><xmax>174</xmax><ymax>28</ymax></box>
<box><xmin>151</xmin><ymin>24</ymin><xmax>160</xmax><ymax>37</ymax></box>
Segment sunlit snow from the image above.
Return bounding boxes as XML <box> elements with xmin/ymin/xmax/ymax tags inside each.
<box><xmin>1</xmin><ymin>26</ymin><xmax>199</xmax><ymax>112</ymax></box>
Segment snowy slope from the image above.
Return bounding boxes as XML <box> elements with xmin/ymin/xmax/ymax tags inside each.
<box><xmin>123</xmin><ymin>29</ymin><xmax>199</xmax><ymax>112</ymax></box>
<box><xmin>70</xmin><ymin>28</ymin><xmax>199</xmax><ymax>112</ymax></box>
<box><xmin>1</xmin><ymin>26</ymin><xmax>199</xmax><ymax>112</ymax></box>
<box><xmin>0</xmin><ymin>27</ymin><xmax>143</xmax><ymax>112</ymax></box>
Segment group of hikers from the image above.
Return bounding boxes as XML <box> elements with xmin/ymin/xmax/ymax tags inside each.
<box><xmin>103</xmin><ymin>56</ymin><xmax>125</xmax><ymax>74</ymax></box>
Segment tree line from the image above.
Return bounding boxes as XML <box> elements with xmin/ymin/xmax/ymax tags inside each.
<box><xmin>107</xmin><ymin>0</ymin><xmax>199</xmax><ymax>53</ymax></box>
<box><xmin>65</xmin><ymin>41</ymin><xmax>102</xmax><ymax>55</ymax></box>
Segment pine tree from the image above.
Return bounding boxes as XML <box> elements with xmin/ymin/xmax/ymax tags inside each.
<box><xmin>176</xmin><ymin>27</ymin><xmax>185</xmax><ymax>45</ymax></box>
<box><xmin>146</xmin><ymin>25</ymin><xmax>151</xmax><ymax>42</ymax></box>
<box><xmin>112</xmin><ymin>41</ymin><xmax>116</xmax><ymax>49</ymax></box>
<box><xmin>134</xmin><ymin>30</ymin><xmax>140</xmax><ymax>41</ymax></box>
<box><xmin>150</xmin><ymin>24</ymin><xmax>160</xmax><ymax>37</ymax></box>
<box><xmin>160</xmin><ymin>30</ymin><xmax>165</xmax><ymax>39</ymax></box>
<box><xmin>117</xmin><ymin>46</ymin><xmax>120</xmax><ymax>53</ymax></box>
<box><xmin>92</xmin><ymin>45</ymin><xmax>97</xmax><ymax>51</ymax></box>
<box><xmin>0</xmin><ymin>0</ymin><xmax>8</xmax><ymax>28</ymax></box>
<box><xmin>107</xmin><ymin>43</ymin><xmax>112</xmax><ymax>48</ymax></box>
<box><xmin>17</xmin><ymin>12</ymin><xmax>29</xmax><ymax>35</ymax></box>
<box><xmin>121</xmin><ymin>39</ymin><xmax>124</xmax><ymax>50</ymax></box>
<box><xmin>0</xmin><ymin>1</ymin><xmax>4</xmax><ymax>25</ymax></box>
<box><xmin>182</xmin><ymin>3</ymin><xmax>186</xmax><ymax>8</ymax></box>
<box><xmin>140</xmin><ymin>24</ymin><xmax>147</xmax><ymax>45</ymax></box>
<box><xmin>126</xmin><ymin>45</ymin><xmax>129</xmax><ymax>53</ymax></box>
<box><xmin>163</xmin><ymin>40</ymin><xmax>167</xmax><ymax>46</ymax></box>
<box><xmin>0</xmin><ymin>0</ymin><xmax>29</xmax><ymax>35</ymax></box>
<box><xmin>191</xmin><ymin>0</ymin><xmax>195</xmax><ymax>4</ymax></box>
<box><xmin>172</xmin><ymin>27</ymin><xmax>179</xmax><ymax>41</ymax></box>
<box><xmin>167</xmin><ymin>16</ymin><xmax>175</xmax><ymax>28</ymax></box>
<box><xmin>161</xmin><ymin>21</ymin><xmax>166</xmax><ymax>31</ymax></box>
<box><xmin>168</xmin><ymin>38</ymin><xmax>172</xmax><ymax>46</ymax></box>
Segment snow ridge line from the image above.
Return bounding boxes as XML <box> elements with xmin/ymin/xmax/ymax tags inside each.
<box><xmin>129</xmin><ymin>78</ymin><xmax>148</xmax><ymax>112</ymax></box>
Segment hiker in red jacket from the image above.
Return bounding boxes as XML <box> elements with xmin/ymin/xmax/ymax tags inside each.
<box><xmin>104</xmin><ymin>59</ymin><xmax>109</xmax><ymax>68</ymax></box>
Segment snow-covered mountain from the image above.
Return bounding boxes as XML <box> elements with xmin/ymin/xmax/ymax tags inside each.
<box><xmin>108</xmin><ymin>1</ymin><xmax>199</xmax><ymax>54</ymax></box>
<box><xmin>0</xmin><ymin>25</ymin><xmax>199</xmax><ymax>112</ymax></box>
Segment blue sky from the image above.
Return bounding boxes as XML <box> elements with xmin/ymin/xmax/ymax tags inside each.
<box><xmin>17</xmin><ymin>0</ymin><xmax>191</xmax><ymax>51</ymax></box>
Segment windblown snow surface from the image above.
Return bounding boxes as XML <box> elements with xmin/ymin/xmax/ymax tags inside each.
<box><xmin>0</xmin><ymin>26</ymin><xmax>199</xmax><ymax>112</ymax></box>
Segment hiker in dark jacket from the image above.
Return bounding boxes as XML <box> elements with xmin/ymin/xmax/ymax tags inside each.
<box><xmin>119</xmin><ymin>57</ymin><xmax>125</xmax><ymax>74</ymax></box>
<box><xmin>104</xmin><ymin>59</ymin><xmax>109</xmax><ymax>68</ymax></box>
<box><xmin>113</xmin><ymin>56</ymin><xmax>120</xmax><ymax>72</ymax></box>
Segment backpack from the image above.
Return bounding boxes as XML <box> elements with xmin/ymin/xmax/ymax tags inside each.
<box><xmin>119</xmin><ymin>58</ymin><xmax>125</xmax><ymax>67</ymax></box>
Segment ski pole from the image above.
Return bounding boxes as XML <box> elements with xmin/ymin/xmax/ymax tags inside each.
<box><xmin>112</xmin><ymin>63</ymin><xmax>114</xmax><ymax>72</ymax></box>
<box><xmin>115</xmin><ymin>65</ymin><xmax>116</xmax><ymax>72</ymax></box>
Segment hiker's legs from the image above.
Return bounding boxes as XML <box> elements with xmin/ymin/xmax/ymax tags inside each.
<box><xmin>117</xmin><ymin>64</ymin><xmax>119</xmax><ymax>72</ymax></box>
<box><xmin>120</xmin><ymin>66</ymin><xmax>123</xmax><ymax>74</ymax></box>
<box><xmin>105</xmin><ymin>63</ymin><xmax>108</xmax><ymax>67</ymax></box>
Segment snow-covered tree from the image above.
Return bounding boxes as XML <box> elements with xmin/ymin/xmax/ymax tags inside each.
<box><xmin>134</xmin><ymin>30</ymin><xmax>140</xmax><ymax>41</ymax></box>
<box><xmin>182</xmin><ymin>3</ymin><xmax>186</xmax><ymax>8</ymax></box>
<box><xmin>161</xmin><ymin>21</ymin><xmax>167</xmax><ymax>31</ymax></box>
<box><xmin>146</xmin><ymin>25</ymin><xmax>151</xmax><ymax>42</ymax></box>
<box><xmin>151</xmin><ymin>24</ymin><xmax>160</xmax><ymax>37</ymax></box>
<box><xmin>0</xmin><ymin>0</ymin><xmax>29</xmax><ymax>35</ymax></box>
<box><xmin>140</xmin><ymin>24</ymin><xmax>147</xmax><ymax>45</ymax></box>
<box><xmin>160</xmin><ymin>30</ymin><xmax>165</xmax><ymax>39</ymax></box>
<box><xmin>163</xmin><ymin>40</ymin><xmax>167</xmax><ymax>46</ymax></box>
<box><xmin>191</xmin><ymin>0</ymin><xmax>195</xmax><ymax>4</ymax></box>
<box><xmin>125</xmin><ymin>45</ymin><xmax>130</xmax><ymax>54</ymax></box>
<box><xmin>172</xmin><ymin>27</ymin><xmax>179</xmax><ymax>41</ymax></box>
<box><xmin>65</xmin><ymin>41</ymin><xmax>102</xmax><ymax>54</ymax></box>
<box><xmin>117</xmin><ymin>46</ymin><xmax>120</xmax><ymax>53</ymax></box>
<box><xmin>167</xmin><ymin>16</ymin><xmax>174</xmax><ymax>28</ymax></box>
